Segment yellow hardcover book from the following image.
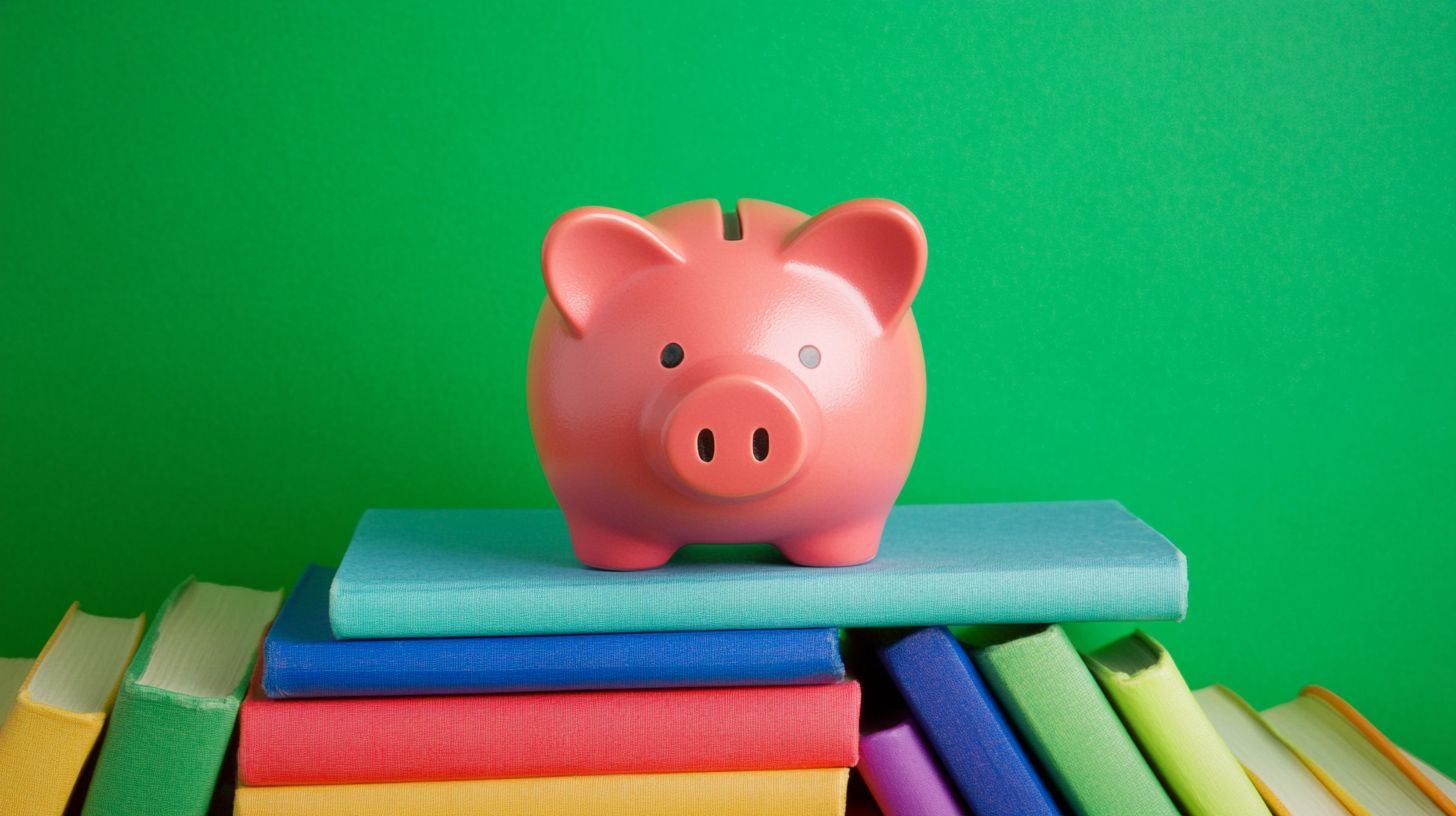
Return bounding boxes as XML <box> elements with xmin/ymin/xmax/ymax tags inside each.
<box><xmin>1085</xmin><ymin>631</ymin><xmax>1270</xmax><ymax>816</ymax></box>
<box><xmin>235</xmin><ymin>767</ymin><xmax>850</xmax><ymax>816</ymax></box>
<box><xmin>0</xmin><ymin>603</ymin><xmax>144</xmax><ymax>816</ymax></box>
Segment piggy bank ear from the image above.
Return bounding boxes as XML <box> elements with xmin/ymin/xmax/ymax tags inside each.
<box><xmin>541</xmin><ymin>207</ymin><xmax>684</xmax><ymax>337</ymax></box>
<box><xmin>782</xmin><ymin>199</ymin><xmax>926</xmax><ymax>330</ymax></box>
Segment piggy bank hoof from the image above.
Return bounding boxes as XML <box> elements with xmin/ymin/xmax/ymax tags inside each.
<box><xmin>777</xmin><ymin>516</ymin><xmax>888</xmax><ymax>567</ymax></box>
<box><xmin>568</xmin><ymin>523</ymin><xmax>679</xmax><ymax>571</ymax></box>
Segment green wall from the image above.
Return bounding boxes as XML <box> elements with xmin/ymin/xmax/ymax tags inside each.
<box><xmin>3</xmin><ymin>1</ymin><xmax>1452</xmax><ymax>770</ymax></box>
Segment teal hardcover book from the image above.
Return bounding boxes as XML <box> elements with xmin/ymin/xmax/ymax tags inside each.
<box><xmin>330</xmin><ymin>501</ymin><xmax>1187</xmax><ymax>639</ymax></box>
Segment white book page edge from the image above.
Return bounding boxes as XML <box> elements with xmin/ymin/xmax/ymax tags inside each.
<box><xmin>29</xmin><ymin>612</ymin><xmax>142</xmax><ymax>713</ymax></box>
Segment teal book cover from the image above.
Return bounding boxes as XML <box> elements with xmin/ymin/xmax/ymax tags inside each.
<box><xmin>329</xmin><ymin>501</ymin><xmax>1186</xmax><ymax>638</ymax></box>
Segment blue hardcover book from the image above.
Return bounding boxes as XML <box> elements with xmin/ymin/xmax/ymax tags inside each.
<box><xmin>878</xmin><ymin>626</ymin><xmax>1064</xmax><ymax>816</ymax></box>
<box><xmin>330</xmin><ymin>501</ymin><xmax>1187</xmax><ymax>639</ymax></box>
<box><xmin>265</xmin><ymin>564</ymin><xmax>844</xmax><ymax>698</ymax></box>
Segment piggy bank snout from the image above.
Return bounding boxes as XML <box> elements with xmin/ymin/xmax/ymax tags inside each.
<box><xmin>661</xmin><ymin>375</ymin><xmax>813</xmax><ymax>499</ymax></box>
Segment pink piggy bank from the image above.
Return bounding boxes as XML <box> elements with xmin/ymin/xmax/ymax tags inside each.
<box><xmin>527</xmin><ymin>198</ymin><xmax>927</xmax><ymax>570</ymax></box>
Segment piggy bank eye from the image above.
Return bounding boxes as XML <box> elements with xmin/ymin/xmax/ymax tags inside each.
<box><xmin>660</xmin><ymin>343</ymin><xmax>684</xmax><ymax>368</ymax></box>
<box><xmin>798</xmin><ymin>345</ymin><xmax>821</xmax><ymax>368</ymax></box>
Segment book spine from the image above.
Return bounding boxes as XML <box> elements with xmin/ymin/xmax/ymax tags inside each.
<box><xmin>334</xmin><ymin>583</ymin><xmax>1177</xmax><ymax>640</ymax></box>
<box><xmin>80</xmin><ymin>678</ymin><xmax>241</xmax><ymax>816</ymax></box>
<box><xmin>234</xmin><ymin>768</ymin><xmax>851</xmax><ymax>816</ymax></box>
<box><xmin>1086</xmin><ymin>636</ymin><xmax>1270</xmax><ymax>816</ymax></box>
<box><xmin>331</xmin><ymin>503</ymin><xmax>1189</xmax><ymax>640</ymax></box>
<box><xmin>264</xmin><ymin>628</ymin><xmax>845</xmax><ymax>699</ymax></box>
<box><xmin>239</xmin><ymin>681</ymin><xmax>860</xmax><ymax>786</ymax></box>
<box><xmin>331</xmin><ymin>560</ymin><xmax>1190</xmax><ymax>638</ymax></box>
<box><xmin>858</xmin><ymin>718</ymin><xmax>968</xmax><ymax>816</ymax></box>
<box><xmin>82</xmin><ymin>579</ymin><xmax>258</xmax><ymax>816</ymax></box>
<box><xmin>970</xmin><ymin>625</ymin><xmax>1179</xmax><ymax>816</ymax></box>
<box><xmin>878</xmin><ymin>627</ymin><xmax>1063</xmax><ymax>816</ymax></box>
<box><xmin>0</xmin><ymin>696</ymin><xmax>106</xmax><ymax>816</ymax></box>
<box><xmin>0</xmin><ymin>601</ymin><xmax>134</xmax><ymax>816</ymax></box>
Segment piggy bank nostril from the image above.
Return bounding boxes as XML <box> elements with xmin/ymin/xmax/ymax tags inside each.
<box><xmin>659</xmin><ymin>375</ymin><xmax>814</xmax><ymax>499</ymax></box>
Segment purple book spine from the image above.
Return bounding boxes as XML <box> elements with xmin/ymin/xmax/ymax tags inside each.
<box><xmin>859</xmin><ymin>718</ymin><xmax>969</xmax><ymax>816</ymax></box>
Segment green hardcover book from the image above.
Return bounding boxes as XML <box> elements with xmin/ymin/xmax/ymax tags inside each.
<box><xmin>82</xmin><ymin>577</ymin><xmax>282</xmax><ymax>816</ymax></box>
<box><xmin>961</xmin><ymin>624</ymin><xmax>1179</xmax><ymax>816</ymax></box>
<box><xmin>1086</xmin><ymin>632</ymin><xmax>1271</xmax><ymax>816</ymax></box>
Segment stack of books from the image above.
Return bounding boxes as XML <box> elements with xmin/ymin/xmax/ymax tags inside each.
<box><xmin>0</xmin><ymin>500</ymin><xmax>1452</xmax><ymax>816</ymax></box>
<box><xmin>234</xmin><ymin>561</ymin><xmax>859</xmax><ymax>814</ymax></box>
<box><xmin>231</xmin><ymin>500</ymin><xmax>1187</xmax><ymax>814</ymax></box>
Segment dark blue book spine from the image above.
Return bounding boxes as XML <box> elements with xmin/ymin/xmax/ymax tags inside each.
<box><xmin>263</xmin><ymin>564</ymin><xmax>845</xmax><ymax>698</ymax></box>
<box><xmin>878</xmin><ymin>627</ymin><xmax>1063</xmax><ymax>816</ymax></box>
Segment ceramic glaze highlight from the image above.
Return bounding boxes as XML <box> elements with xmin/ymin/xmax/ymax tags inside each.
<box><xmin>527</xmin><ymin>198</ymin><xmax>927</xmax><ymax>569</ymax></box>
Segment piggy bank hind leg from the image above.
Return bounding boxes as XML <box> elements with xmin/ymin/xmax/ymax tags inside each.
<box><xmin>775</xmin><ymin>512</ymin><xmax>891</xmax><ymax>567</ymax></box>
<box><xmin>565</xmin><ymin>516</ymin><xmax>680</xmax><ymax>571</ymax></box>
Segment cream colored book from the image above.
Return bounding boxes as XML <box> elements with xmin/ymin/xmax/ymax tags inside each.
<box><xmin>0</xmin><ymin>603</ymin><xmax>144</xmax><ymax>816</ymax></box>
<box><xmin>1194</xmin><ymin>684</ymin><xmax>1353</xmax><ymax>816</ymax></box>
<box><xmin>1085</xmin><ymin>632</ymin><xmax>1270</xmax><ymax>816</ymax></box>
<box><xmin>1261</xmin><ymin>687</ymin><xmax>1456</xmax><ymax>816</ymax></box>
<box><xmin>1404</xmin><ymin>752</ymin><xmax>1456</xmax><ymax>808</ymax></box>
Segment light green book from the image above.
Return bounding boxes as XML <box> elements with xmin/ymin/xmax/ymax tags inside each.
<box><xmin>82</xmin><ymin>577</ymin><xmax>282</xmax><ymax>816</ymax></box>
<box><xmin>1086</xmin><ymin>632</ymin><xmax>1271</xmax><ymax>816</ymax></box>
<box><xmin>962</xmin><ymin>624</ymin><xmax>1179</xmax><ymax>816</ymax></box>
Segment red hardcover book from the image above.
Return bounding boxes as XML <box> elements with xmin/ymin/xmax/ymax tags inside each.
<box><xmin>238</xmin><ymin>665</ymin><xmax>860</xmax><ymax>786</ymax></box>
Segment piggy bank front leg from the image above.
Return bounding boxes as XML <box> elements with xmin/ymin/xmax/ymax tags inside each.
<box><xmin>775</xmin><ymin>512</ymin><xmax>891</xmax><ymax>567</ymax></box>
<box><xmin>565</xmin><ymin>515</ymin><xmax>680</xmax><ymax>571</ymax></box>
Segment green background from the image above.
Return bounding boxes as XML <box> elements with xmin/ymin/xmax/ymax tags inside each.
<box><xmin>3</xmin><ymin>1</ymin><xmax>1452</xmax><ymax>771</ymax></box>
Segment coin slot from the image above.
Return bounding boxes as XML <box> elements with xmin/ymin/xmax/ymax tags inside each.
<box><xmin>723</xmin><ymin>209</ymin><xmax>742</xmax><ymax>241</ymax></box>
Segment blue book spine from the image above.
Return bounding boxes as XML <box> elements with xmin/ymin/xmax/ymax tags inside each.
<box><xmin>263</xmin><ymin>564</ymin><xmax>845</xmax><ymax>698</ymax></box>
<box><xmin>878</xmin><ymin>627</ymin><xmax>1064</xmax><ymax>816</ymax></box>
